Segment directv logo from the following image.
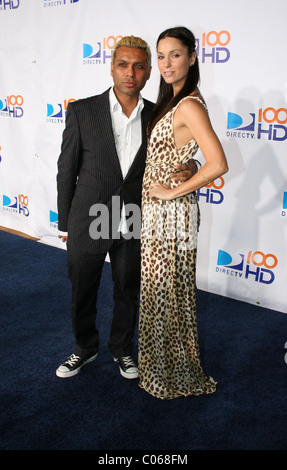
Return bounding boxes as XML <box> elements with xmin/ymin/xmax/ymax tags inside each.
<box><xmin>227</xmin><ymin>112</ymin><xmax>255</xmax><ymax>131</ymax></box>
<box><xmin>217</xmin><ymin>249</ymin><xmax>244</xmax><ymax>270</ymax></box>
<box><xmin>46</xmin><ymin>99</ymin><xmax>75</xmax><ymax>123</ymax></box>
<box><xmin>83</xmin><ymin>43</ymin><xmax>101</xmax><ymax>60</ymax></box>
<box><xmin>83</xmin><ymin>42</ymin><xmax>112</xmax><ymax>65</ymax></box>
<box><xmin>46</xmin><ymin>103</ymin><xmax>64</xmax><ymax>123</ymax></box>
<box><xmin>47</xmin><ymin>104</ymin><xmax>63</xmax><ymax>118</ymax></box>
<box><xmin>226</xmin><ymin>112</ymin><xmax>255</xmax><ymax>139</ymax></box>
<box><xmin>82</xmin><ymin>36</ymin><xmax>123</xmax><ymax>65</ymax></box>
<box><xmin>3</xmin><ymin>195</ymin><xmax>17</xmax><ymax>210</ymax></box>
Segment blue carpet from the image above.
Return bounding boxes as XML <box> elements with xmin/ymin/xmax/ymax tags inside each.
<box><xmin>0</xmin><ymin>229</ymin><xmax>287</xmax><ymax>451</ymax></box>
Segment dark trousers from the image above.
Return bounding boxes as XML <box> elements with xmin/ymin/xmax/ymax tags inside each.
<box><xmin>67</xmin><ymin>237</ymin><xmax>141</xmax><ymax>359</ymax></box>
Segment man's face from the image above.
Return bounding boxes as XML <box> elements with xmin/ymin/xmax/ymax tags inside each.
<box><xmin>111</xmin><ymin>46</ymin><xmax>151</xmax><ymax>100</ymax></box>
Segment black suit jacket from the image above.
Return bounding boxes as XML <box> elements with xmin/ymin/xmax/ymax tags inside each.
<box><xmin>57</xmin><ymin>88</ymin><xmax>154</xmax><ymax>254</ymax></box>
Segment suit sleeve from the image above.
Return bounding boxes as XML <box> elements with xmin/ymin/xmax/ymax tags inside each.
<box><xmin>57</xmin><ymin>102</ymin><xmax>82</xmax><ymax>232</ymax></box>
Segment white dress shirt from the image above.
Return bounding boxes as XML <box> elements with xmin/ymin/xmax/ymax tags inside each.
<box><xmin>109</xmin><ymin>87</ymin><xmax>144</xmax><ymax>234</ymax></box>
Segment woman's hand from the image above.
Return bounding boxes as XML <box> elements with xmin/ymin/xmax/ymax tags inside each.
<box><xmin>149</xmin><ymin>182</ymin><xmax>174</xmax><ymax>201</ymax></box>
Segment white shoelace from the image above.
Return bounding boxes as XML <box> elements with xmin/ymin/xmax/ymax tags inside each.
<box><xmin>121</xmin><ymin>356</ymin><xmax>136</xmax><ymax>368</ymax></box>
<box><xmin>65</xmin><ymin>354</ymin><xmax>81</xmax><ymax>366</ymax></box>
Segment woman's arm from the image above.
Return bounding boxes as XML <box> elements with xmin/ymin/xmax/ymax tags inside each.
<box><xmin>149</xmin><ymin>98</ymin><xmax>228</xmax><ymax>201</ymax></box>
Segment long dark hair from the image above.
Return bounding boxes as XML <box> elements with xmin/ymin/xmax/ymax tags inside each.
<box><xmin>147</xmin><ymin>26</ymin><xmax>200</xmax><ymax>136</ymax></box>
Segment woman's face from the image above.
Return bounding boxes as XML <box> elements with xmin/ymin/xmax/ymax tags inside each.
<box><xmin>157</xmin><ymin>37</ymin><xmax>196</xmax><ymax>94</ymax></box>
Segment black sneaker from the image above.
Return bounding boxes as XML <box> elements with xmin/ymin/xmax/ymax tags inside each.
<box><xmin>56</xmin><ymin>352</ymin><xmax>98</xmax><ymax>378</ymax></box>
<box><xmin>114</xmin><ymin>356</ymin><xmax>139</xmax><ymax>379</ymax></box>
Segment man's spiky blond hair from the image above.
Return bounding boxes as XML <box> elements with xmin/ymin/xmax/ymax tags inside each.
<box><xmin>112</xmin><ymin>35</ymin><xmax>152</xmax><ymax>69</ymax></box>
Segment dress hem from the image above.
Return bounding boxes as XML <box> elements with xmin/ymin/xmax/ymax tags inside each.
<box><xmin>138</xmin><ymin>380</ymin><xmax>217</xmax><ymax>400</ymax></box>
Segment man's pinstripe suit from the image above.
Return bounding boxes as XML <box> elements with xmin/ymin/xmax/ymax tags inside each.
<box><xmin>57</xmin><ymin>88</ymin><xmax>154</xmax><ymax>360</ymax></box>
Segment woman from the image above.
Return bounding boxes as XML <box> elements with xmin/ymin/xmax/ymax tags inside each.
<box><xmin>138</xmin><ymin>26</ymin><xmax>228</xmax><ymax>399</ymax></box>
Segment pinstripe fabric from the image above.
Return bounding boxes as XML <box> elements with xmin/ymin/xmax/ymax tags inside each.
<box><xmin>57</xmin><ymin>88</ymin><xmax>154</xmax><ymax>256</ymax></box>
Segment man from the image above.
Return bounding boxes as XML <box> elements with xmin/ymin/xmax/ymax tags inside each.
<box><xmin>56</xmin><ymin>36</ymin><xmax>197</xmax><ymax>380</ymax></box>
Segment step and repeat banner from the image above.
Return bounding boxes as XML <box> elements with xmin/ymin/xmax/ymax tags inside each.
<box><xmin>0</xmin><ymin>0</ymin><xmax>286</xmax><ymax>313</ymax></box>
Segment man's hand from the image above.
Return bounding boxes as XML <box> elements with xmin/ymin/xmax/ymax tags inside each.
<box><xmin>59</xmin><ymin>235</ymin><xmax>68</xmax><ymax>243</ymax></box>
<box><xmin>170</xmin><ymin>160</ymin><xmax>199</xmax><ymax>183</ymax></box>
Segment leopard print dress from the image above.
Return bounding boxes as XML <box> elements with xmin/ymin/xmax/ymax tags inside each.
<box><xmin>138</xmin><ymin>96</ymin><xmax>216</xmax><ymax>399</ymax></box>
